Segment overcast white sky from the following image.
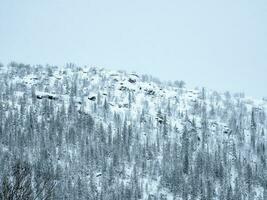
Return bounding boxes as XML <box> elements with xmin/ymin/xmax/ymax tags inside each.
<box><xmin>0</xmin><ymin>0</ymin><xmax>266</xmax><ymax>98</ymax></box>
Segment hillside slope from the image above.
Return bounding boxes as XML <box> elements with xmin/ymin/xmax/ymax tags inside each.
<box><xmin>0</xmin><ymin>63</ymin><xmax>266</xmax><ymax>200</ymax></box>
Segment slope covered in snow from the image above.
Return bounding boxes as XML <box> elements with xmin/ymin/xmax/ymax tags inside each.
<box><xmin>0</xmin><ymin>62</ymin><xmax>266</xmax><ymax>200</ymax></box>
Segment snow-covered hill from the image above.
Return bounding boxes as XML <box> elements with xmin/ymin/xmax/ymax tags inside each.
<box><xmin>0</xmin><ymin>62</ymin><xmax>266</xmax><ymax>200</ymax></box>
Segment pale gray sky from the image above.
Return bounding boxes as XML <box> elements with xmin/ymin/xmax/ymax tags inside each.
<box><xmin>0</xmin><ymin>0</ymin><xmax>266</xmax><ymax>98</ymax></box>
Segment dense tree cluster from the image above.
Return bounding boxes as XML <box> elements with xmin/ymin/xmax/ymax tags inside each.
<box><xmin>0</xmin><ymin>62</ymin><xmax>266</xmax><ymax>199</ymax></box>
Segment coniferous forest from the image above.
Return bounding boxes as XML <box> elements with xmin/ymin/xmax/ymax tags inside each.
<box><xmin>0</xmin><ymin>62</ymin><xmax>266</xmax><ymax>200</ymax></box>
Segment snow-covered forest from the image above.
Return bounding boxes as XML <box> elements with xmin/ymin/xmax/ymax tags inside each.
<box><xmin>0</xmin><ymin>62</ymin><xmax>266</xmax><ymax>200</ymax></box>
